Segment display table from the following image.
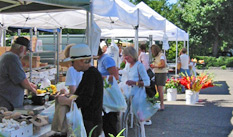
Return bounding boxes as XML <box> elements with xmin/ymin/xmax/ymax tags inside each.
<box><xmin>12</xmin><ymin>103</ymin><xmax>54</xmax><ymax>137</ymax></box>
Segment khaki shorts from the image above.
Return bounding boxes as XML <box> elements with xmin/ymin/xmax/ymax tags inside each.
<box><xmin>154</xmin><ymin>73</ymin><xmax>167</xmax><ymax>86</ymax></box>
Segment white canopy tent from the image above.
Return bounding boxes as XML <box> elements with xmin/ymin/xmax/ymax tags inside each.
<box><xmin>101</xmin><ymin>2</ymin><xmax>189</xmax><ymax>77</ymax></box>
<box><xmin>0</xmin><ymin>0</ymin><xmax>93</xmax><ymax>83</ymax></box>
<box><xmin>0</xmin><ymin>0</ymin><xmax>166</xmax><ymax>53</ymax></box>
<box><xmin>101</xmin><ymin>2</ymin><xmax>188</xmax><ymax>41</ymax></box>
<box><xmin>0</xmin><ymin>0</ymin><xmax>167</xmax><ymax>82</ymax></box>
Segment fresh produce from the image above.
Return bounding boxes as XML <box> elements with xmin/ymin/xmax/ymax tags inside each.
<box><xmin>36</xmin><ymin>89</ymin><xmax>46</xmax><ymax>94</ymax></box>
<box><xmin>36</xmin><ymin>84</ymin><xmax>57</xmax><ymax>95</ymax></box>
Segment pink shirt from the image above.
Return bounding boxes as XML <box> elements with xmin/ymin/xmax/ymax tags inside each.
<box><xmin>138</xmin><ymin>51</ymin><xmax>149</xmax><ymax>70</ymax></box>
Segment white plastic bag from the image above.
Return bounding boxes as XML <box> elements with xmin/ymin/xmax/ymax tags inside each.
<box><xmin>132</xmin><ymin>87</ymin><xmax>160</xmax><ymax>122</ymax></box>
<box><xmin>103</xmin><ymin>76</ymin><xmax>127</xmax><ymax>113</ymax></box>
<box><xmin>40</xmin><ymin>103</ymin><xmax>55</xmax><ymax>123</ymax></box>
<box><xmin>118</xmin><ymin>82</ymin><xmax>130</xmax><ymax>99</ymax></box>
<box><xmin>40</xmin><ymin>78</ymin><xmax>51</xmax><ymax>89</ymax></box>
<box><xmin>66</xmin><ymin>101</ymin><xmax>87</xmax><ymax>137</ymax></box>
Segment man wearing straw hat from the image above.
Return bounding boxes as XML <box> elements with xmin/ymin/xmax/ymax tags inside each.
<box><xmin>57</xmin><ymin>44</ymin><xmax>103</xmax><ymax>137</ymax></box>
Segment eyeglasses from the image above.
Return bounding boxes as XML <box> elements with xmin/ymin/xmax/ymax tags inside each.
<box><xmin>83</xmin><ymin>59</ymin><xmax>91</xmax><ymax>64</ymax></box>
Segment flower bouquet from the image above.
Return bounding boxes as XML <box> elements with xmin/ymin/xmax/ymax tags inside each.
<box><xmin>179</xmin><ymin>72</ymin><xmax>219</xmax><ymax>104</ymax></box>
<box><xmin>165</xmin><ymin>78</ymin><xmax>180</xmax><ymax>89</ymax></box>
<box><xmin>165</xmin><ymin>78</ymin><xmax>180</xmax><ymax>101</ymax></box>
<box><xmin>179</xmin><ymin>72</ymin><xmax>217</xmax><ymax>92</ymax></box>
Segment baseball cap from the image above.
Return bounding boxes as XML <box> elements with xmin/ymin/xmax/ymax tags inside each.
<box><xmin>15</xmin><ymin>37</ymin><xmax>32</xmax><ymax>52</ymax></box>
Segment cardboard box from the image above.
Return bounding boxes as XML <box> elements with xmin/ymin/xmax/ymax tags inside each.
<box><xmin>40</xmin><ymin>63</ymin><xmax>48</xmax><ymax>67</ymax></box>
<box><xmin>58</xmin><ymin>74</ymin><xmax>66</xmax><ymax>82</ymax></box>
<box><xmin>21</xmin><ymin>56</ymin><xmax>41</xmax><ymax>68</ymax></box>
<box><xmin>0</xmin><ymin>47</ymin><xmax>11</xmax><ymax>56</ymax></box>
<box><xmin>0</xmin><ymin>123</ymin><xmax>33</xmax><ymax>137</ymax></box>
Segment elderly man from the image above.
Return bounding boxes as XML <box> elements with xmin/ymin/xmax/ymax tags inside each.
<box><xmin>57</xmin><ymin>44</ymin><xmax>103</xmax><ymax>137</ymax></box>
<box><xmin>0</xmin><ymin>37</ymin><xmax>37</xmax><ymax>110</ymax></box>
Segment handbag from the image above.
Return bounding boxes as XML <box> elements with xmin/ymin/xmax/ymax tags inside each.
<box><xmin>137</xmin><ymin>64</ymin><xmax>157</xmax><ymax>98</ymax></box>
<box><xmin>147</xmin><ymin>69</ymin><xmax>155</xmax><ymax>80</ymax></box>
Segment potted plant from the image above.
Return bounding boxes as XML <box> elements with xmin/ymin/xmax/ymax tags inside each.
<box><xmin>165</xmin><ymin>78</ymin><xmax>180</xmax><ymax>101</ymax></box>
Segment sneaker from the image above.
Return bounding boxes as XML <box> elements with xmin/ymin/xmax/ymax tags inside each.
<box><xmin>144</xmin><ymin>120</ymin><xmax>152</xmax><ymax>126</ymax></box>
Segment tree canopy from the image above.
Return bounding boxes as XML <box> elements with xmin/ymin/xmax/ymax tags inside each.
<box><xmin>133</xmin><ymin>0</ymin><xmax>233</xmax><ymax>57</ymax></box>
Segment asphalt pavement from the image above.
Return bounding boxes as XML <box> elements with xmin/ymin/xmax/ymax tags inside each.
<box><xmin>128</xmin><ymin>68</ymin><xmax>233</xmax><ymax>137</ymax></box>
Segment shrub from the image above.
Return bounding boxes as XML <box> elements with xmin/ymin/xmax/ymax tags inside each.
<box><xmin>221</xmin><ymin>65</ymin><xmax>226</xmax><ymax>70</ymax></box>
<box><xmin>195</xmin><ymin>56</ymin><xmax>233</xmax><ymax>68</ymax></box>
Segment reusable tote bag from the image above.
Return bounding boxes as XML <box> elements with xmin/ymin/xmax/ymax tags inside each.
<box><xmin>66</xmin><ymin>100</ymin><xmax>87</xmax><ymax>137</ymax></box>
<box><xmin>132</xmin><ymin>87</ymin><xmax>160</xmax><ymax>122</ymax></box>
<box><xmin>103</xmin><ymin>76</ymin><xmax>127</xmax><ymax>113</ymax></box>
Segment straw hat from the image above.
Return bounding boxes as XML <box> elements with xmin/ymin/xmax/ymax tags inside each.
<box><xmin>63</xmin><ymin>44</ymin><xmax>97</xmax><ymax>62</ymax></box>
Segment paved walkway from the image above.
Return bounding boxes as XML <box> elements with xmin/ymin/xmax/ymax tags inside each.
<box><xmin>129</xmin><ymin>69</ymin><xmax>233</xmax><ymax>137</ymax></box>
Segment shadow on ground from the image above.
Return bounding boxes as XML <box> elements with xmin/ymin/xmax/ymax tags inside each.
<box><xmin>133</xmin><ymin>101</ymin><xmax>233</xmax><ymax>137</ymax></box>
<box><xmin>200</xmin><ymin>81</ymin><xmax>230</xmax><ymax>95</ymax></box>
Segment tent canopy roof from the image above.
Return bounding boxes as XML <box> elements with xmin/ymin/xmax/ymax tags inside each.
<box><xmin>0</xmin><ymin>0</ymin><xmax>90</xmax><ymax>13</ymax></box>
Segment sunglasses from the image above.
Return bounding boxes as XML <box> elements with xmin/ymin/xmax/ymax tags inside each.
<box><xmin>83</xmin><ymin>59</ymin><xmax>91</xmax><ymax>64</ymax></box>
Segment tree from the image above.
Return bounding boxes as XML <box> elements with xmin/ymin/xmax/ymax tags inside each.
<box><xmin>178</xmin><ymin>0</ymin><xmax>233</xmax><ymax>57</ymax></box>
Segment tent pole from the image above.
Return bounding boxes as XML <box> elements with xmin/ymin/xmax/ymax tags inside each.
<box><xmin>29</xmin><ymin>28</ymin><xmax>33</xmax><ymax>82</ymax></box>
<box><xmin>3</xmin><ymin>26</ymin><xmax>6</xmax><ymax>47</ymax></box>
<box><xmin>0</xmin><ymin>25</ymin><xmax>3</xmax><ymax>47</ymax></box>
<box><xmin>175</xmin><ymin>28</ymin><xmax>178</xmax><ymax>79</ymax></box>
<box><xmin>86</xmin><ymin>10</ymin><xmax>90</xmax><ymax>46</ymax></box>
<box><xmin>149</xmin><ymin>35</ymin><xmax>153</xmax><ymax>63</ymax></box>
<box><xmin>135</xmin><ymin>9</ymin><xmax>139</xmax><ymax>54</ymax></box>
<box><xmin>187</xmin><ymin>34</ymin><xmax>189</xmax><ymax>55</ymax></box>
<box><xmin>17</xmin><ymin>29</ymin><xmax>21</xmax><ymax>36</ymax></box>
<box><xmin>90</xmin><ymin>1</ymin><xmax>94</xmax><ymax>64</ymax></box>
<box><xmin>56</xmin><ymin>28</ymin><xmax>61</xmax><ymax>84</ymax></box>
<box><xmin>53</xmin><ymin>31</ymin><xmax>56</xmax><ymax>68</ymax></box>
<box><xmin>59</xmin><ymin>28</ymin><xmax>63</xmax><ymax>52</ymax></box>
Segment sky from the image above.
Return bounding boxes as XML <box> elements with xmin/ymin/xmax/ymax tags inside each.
<box><xmin>168</xmin><ymin>0</ymin><xmax>177</xmax><ymax>4</ymax></box>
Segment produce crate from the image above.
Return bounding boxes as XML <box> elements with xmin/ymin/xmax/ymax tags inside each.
<box><xmin>0</xmin><ymin>123</ymin><xmax>33</xmax><ymax>137</ymax></box>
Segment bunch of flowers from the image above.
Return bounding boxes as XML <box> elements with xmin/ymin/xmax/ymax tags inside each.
<box><xmin>179</xmin><ymin>72</ymin><xmax>217</xmax><ymax>92</ymax></box>
<box><xmin>165</xmin><ymin>78</ymin><xmax>180</xmax><ymax>89</ymax></box>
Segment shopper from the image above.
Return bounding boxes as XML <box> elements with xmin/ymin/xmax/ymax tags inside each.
<box><xmin>123</xmin><ymin>46</ymin><xmax>150</xmax><ymax>137</ymax></box>
<box><xmin>57</xmin><ymin>44</ymin><xmax>103</xmax><ymax>137</ymax></box>
<box><xmin>150</xmin><ymin>44</ymin><xmax>168</xmax><ymax>111</ymax></box>
<box><xmin>0</xmin><ymin>37</ymin><xmax>37</xmax><ymax>110</ymax></box>
<box><xmin>98</xmin><ymin>46</ymin><xmax>119</xmax><ymax>137</ymax></box>
<box><xmin>63</xmin><ymin>44</ymin><xmax>83</xmax><ymax>94</ymax></box>
<box><xmin>178</xmin><ymin>47</ymin><xmax>190</xmax><ymax>76</ymax></box>
<box><xmin>138</xmin><ymin>44</ymin><xmax>150</xmax><ymax>71</ymax></box>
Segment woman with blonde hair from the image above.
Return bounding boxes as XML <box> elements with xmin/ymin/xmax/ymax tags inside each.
<box><xmin>122</xmin><ymin>46</ymin><xmax>150</xmax><ymax>137</ymax></box>
<box><xmin>150</xmin><ymin>44</ymin><xmax>168</xmax><ymax>110</ymax></box>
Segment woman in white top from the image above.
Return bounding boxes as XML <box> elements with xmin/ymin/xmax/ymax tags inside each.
<box><xmin>123</xmin><ymin>46</ymin><xmax>150</xmax><ymax>137</ymax></box>
<box><xmin>63</xmin><ymin>44</ymin><xmax>83</xmax><ymax>94</ymax></box>
<box><xmin>123</xmin><ymin>46</ymin><xmax>150</xmax><ymax>95</ymax></box>
<box><xmin>178</xmin><ymin>48</ymin><xmax>190</xmax><ymax>76</ymax></box>
<box><xmin>150</xmin><ymin>44</ymin><xmax>168</xmax><ymax>110</ymax></box>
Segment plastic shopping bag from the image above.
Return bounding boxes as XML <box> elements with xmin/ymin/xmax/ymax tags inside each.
<box><xmin>66</xmin><ymin>101</ymin><xmax>87</xmax><ymax>137</ymax></box>
<box><xmin>132</xmin><ymin>87</ymin><xmax>160</xmax><ymax>122</ymax></box>
<box><xmin>118</xmin><ymin>82</ymin><xmax>130</xmax><ymax>99</ymax></box>
<box><xmin>40</xmin><ymin>103</ymin><xmax>55</xmax><ymax>123</ymax></box>
<box><xmin>103</xmin><ymin>76</ymin><xmax>127</xmax><ymax>113</ymax></box>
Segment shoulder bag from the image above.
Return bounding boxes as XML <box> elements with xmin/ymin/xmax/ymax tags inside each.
<box><xmin>137</xmin><ymin>64</ymin><xmax>157</xmax><ymax>98</ymax></box>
